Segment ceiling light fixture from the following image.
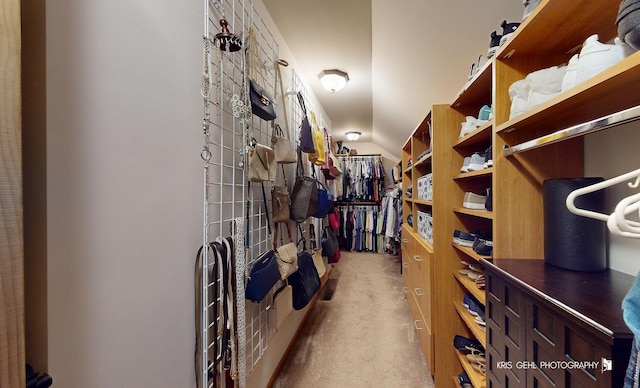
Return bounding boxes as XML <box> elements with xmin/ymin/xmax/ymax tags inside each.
<box><xmin>346</xmin><ymin>131</ymin><xmax>361</xmax><ymax>141</ymax></box>
<box><xmin>319</xmin><ymin>69</ymin><xmax>349</xmax><ymax>93</ymax></box>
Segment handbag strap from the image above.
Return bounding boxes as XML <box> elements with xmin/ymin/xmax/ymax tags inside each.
<box><xmin>297</xmin><ymin>223</ymin><xmax>307</xmax><ymax>251</ymax></box>
<box><xmin>273</xmin><ymin>222</ymin><xmax>293</xmax><ymax>250</ymax></box>
<box><xmin>259</xmin><ymin>182</ymin><xmax>272</xmax><ymax>237</ymax></box>
<box><xmin>246</xmin><ymin>181</ymin><xmax>273</xmax><ymax>248</ymax></box>
<box><xmin>274</xmin><ymin>59</ymin><xmax>290</xmax><ymax>137</ymax></box>
<box><xmin>309</xmin><ymin>223</ymin><xmax>317</xmax><ymax>251</ymax></box>
<box><xmin>296</xmin><ymin>146</ymin><xmax>305</xmax><ymax>178</ymax></box>
<box><xmin>296</xmin><ymin>91</ymin><xmax>307</xmax><ymax>115</ymax></box>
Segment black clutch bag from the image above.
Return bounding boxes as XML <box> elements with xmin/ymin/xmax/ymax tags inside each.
<box><xmin>249</xmin><ymin>79</ymin><xmax>276</xmax><ymax>121</ymax></box>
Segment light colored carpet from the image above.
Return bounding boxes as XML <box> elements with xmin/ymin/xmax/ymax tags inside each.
<box><xmin>273</xmin><ymin>251</ymin><xmax>435</xmax><ymax>388</ymax></box>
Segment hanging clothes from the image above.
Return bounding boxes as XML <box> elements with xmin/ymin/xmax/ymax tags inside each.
<box><xmin>337</xmin><ymin>155</ymin><xmax>386</xmax><ymax>203</ymax></box>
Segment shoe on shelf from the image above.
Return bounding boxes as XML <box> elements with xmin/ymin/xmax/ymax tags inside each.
<box><xmin>476</xmin><ymin>54</ymin><xmax>487</xmax><ymax>74</ymax></box>
<box><xmin>483</xmin><ymin>145</ymin><xmax>493</xmax><ymax>168</ymax></box>
<box><xmin>453</xmin><ymin>335</ymin><xmax>485</xmax><ymax>354</ymax></box>
<box><xmin>499</xmin><ymin>20</ymin><xmax>521</xmax><ymax>46</ymax></box>
<box><xmin>458</xmin><ymin>231</ymin><xmax>477</xmax><ymax>247</ymax></box>
<box><xmin>525</xmin><ymin>65</ymin><xmax>567</xmax><ymax>111</ymax></box>
<box><xmin>561</xmin><ymin>53</ymin><xmax>580</xmax><ymax>92</ymax></box>
<box><xmin>458</xmin><ymin>370</ymin><xmax>472</xmax><ymax>388</ymax></box>
<box><xmin>453</xmin><ymin>229</ymin><xmax>463</xmax><ymax>244</ymax></box>
<box><xmin>472</xmin><ymin>362</ymin><xmax>487</xmax><ymax>376</ymax></box>
<box><xmin>459</xmin><ymin>116</ymin><xmax>478</xmax><ymax>138</ymax></box>
<box><xmin>460</xmin><ymin>156</ymin><xmax>472</xmax><ymax>173</ymax></box>
<box><xmin>618</xmin><ymin>0</ymin><xmax>640</xmax><ymax>50</ymax></box>
<box><xmin>485</xmin><ymin>187</ymin><xmax>493</xmax><ymax>211</ymax></box>
<box><xmin>522</xmin><ymin>0</ymin><xmax>541</xmax><ymax>21</ymax></box>
<box><xmin>467</xmin><ymin>353</ymin><xmax>487</xmax><ymax>364</ymax></box>
<box><xmin>508</xmin><ymin>79</ymin><xmax>530</xmax><ymax>120</ymax></box>
<box><xmin>463</xmin><ymin>191</ymin><xmax>488</xmax><ymax>210</ymax></box>
<box><xmin>463</xmin><ymin>293</ymin><xmax>472</xmax><ymax>309</ymax></box>
<box><xmin>487</xmin><ymin>31</ymin><xmax>503</xmax><ymax>58</ymax></box>
<box><xmin>468</xmin><ymin>263</ymin><xmax>484</xmax><ymax>274</ymax></box>
<box><xmin>467</xmin><ymin>270</ymin><xmax>483</xmax><ymax>281</ymax></box>
<box><xmin>474</xmin><ymin>239</ymin><xmax>494</xmax><ymax>257</ymax></box>
<box><xmin>575</xmin><ymin>34</ymin><xmax>627</xmax><ymax>85</ymax></box>
<box><xmin>466</xmin><ymin>298</ymin><xmax>480</xmax><ymax>316</ymax></box>
<box><xmin>467</xmin><ymin>152</ymin><xmax>486</xmax><ymax>172</ymax></box>
<box><xmin>475</xmin><ymin>274</ymin><xmax>486</xmax><ymax>289</ymax></box>
<box><xmin>476</xmin><ymin>105</ymin><xmax>493</xmax><ymax>126</ymax></box>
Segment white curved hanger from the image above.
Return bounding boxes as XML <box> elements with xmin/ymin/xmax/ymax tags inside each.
<box><xmin>566</xmin><ymin>168</ymin><xmax>640</xmax><ymax>222</ymax></box>
<box><xmin>612</xmin><ymin>191</ymin><xmax>640</xmax><ymax>234</ymax></box>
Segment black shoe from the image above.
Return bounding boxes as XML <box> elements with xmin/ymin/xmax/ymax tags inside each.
<box><xmin>458</xmin><ymin>370</ymin><xmax>472</xmax><ymax>387</ymax></box>
<box><xmin>453</xmin><ymin>334</ymin><xmax>485</xmax><ymax>354</ymax></box>
<box><xmin>488</xmin><ymin>31</ymin><xmax>502</xmax><ymax>58</ymax></box>
<box><xmin>500</xmin><ymin>20</ymin><xmax>521</xmax><ymax>46</ymax></box>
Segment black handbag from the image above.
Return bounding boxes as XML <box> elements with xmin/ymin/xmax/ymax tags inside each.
<box><xmin>322</xmin><ymin>225</ymin><xmax>339</xmax><ymax>257</ymax></box>
<box><xmin>288</xmin><ymin>246</ymin><xmax>321</xmax><ymax>310</ymax></box>
<box><xmin>249</xmin><ymin>79</ymin><xmax>277</xmax><ymax>121</ymax></box>
<box><xmin>289</xmin><ymin>148</ymin><xmax>318</xmax><ymax>223</ymax></box>
<box><xmin>297</xmin><ymin>92</ymin><xmax>315</xmax><ymax>153</ymax></box>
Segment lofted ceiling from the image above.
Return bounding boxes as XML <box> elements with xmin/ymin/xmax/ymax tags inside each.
<box><xmin>263</xmin><ymin>0</ymin><xmax>524</xmax><ymax>160</ymax></box>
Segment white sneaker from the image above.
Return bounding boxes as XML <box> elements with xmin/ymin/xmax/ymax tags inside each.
<box><xmin>525</xmin><ymin>65</ymin><xmax>566</xmax><ymax>111</ymax></box>
<box><xmin>508</xmin><ymin>79</ymin><xmax>530</xmax><ymax>120</ymax></box>
<box><xmin>459</xmin><ymin>116</ymin><xmax>478</xmax><ymax>138</ymax></box>
<box><xmin>460</xmin><ymin>156</ymin><xmax>472</xmax><ymax>173</ymax></box>
<box><xmin>561</xmin><ymin>54</ymin><xmax>579</xmax><ymax>92</ymax></box>
<box><xmin>467</xmin><ymin>153</ymin><xmax>486</xmax><ymax>172</ymax></box>
<box><xmin>522</xmin><ymin>0</ymin><xmax>541</xmax><ymax>21</ymax></box>
<box><xmin>575</xmin><ymin>34</ymin><xmax>626</xmax><ymax>85</ymax></box>
<box><xmin>463</xmin><ymin>192</ymin><xmax>488</xmax><ymax>210</ymax></box>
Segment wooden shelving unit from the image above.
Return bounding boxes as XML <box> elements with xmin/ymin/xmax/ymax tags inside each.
<box><xmin>400</xmin><ymin>1</ymin><xmax>636</xmax><ymax>386</ymax></box>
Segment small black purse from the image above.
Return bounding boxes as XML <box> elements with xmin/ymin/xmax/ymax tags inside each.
<box><xmin>249</xmin><ymin>79</ymin><xmax>276</xmax><ymax>121</ymax></box>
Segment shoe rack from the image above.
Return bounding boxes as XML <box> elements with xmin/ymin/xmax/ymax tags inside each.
<box><xmin>401</xmin><ymin>0</ymin><xmax>640</xmax><ymax>386</ymax></box>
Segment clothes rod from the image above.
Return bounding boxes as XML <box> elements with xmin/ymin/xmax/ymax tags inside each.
<box><xmin>503</xmin><ymin>104</ymin><xmax>640</xmax><ymax>157</ymax></box>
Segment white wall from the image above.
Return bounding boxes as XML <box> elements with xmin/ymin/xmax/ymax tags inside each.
<box><xmin>47</xmin><ymin>0</ymin><xmax>203</xmax><ymax>385</ymax></box>
<box><xmin>585</xmin><ymin>123</ymin><xmax>640</xmax><ymax>277</ymax></box>
<box><xmin>44</xmin><ymin>0</ymin><xmax>333</xmax><ymax>386</ymax></box>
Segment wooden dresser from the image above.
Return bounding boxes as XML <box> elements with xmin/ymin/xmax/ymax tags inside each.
<box><xmin>482</xmin><ymin>258</ymin><xmax>634</xmax><ymax>387</ymax></box>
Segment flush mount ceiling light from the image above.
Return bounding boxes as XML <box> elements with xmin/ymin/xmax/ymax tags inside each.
<box><xmin>319</xmin><ymin>69</ymin><xmax>349</xmax><ymax>93</ymax></box>
<box><xmin>346</xmin><ymin>131</ymin><xmax>361</xmax><ymax>141</ymax></box>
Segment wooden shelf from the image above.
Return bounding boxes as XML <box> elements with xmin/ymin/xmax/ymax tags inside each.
<box><xmin>495</xmin><ymin>0</ymin><xmax>618</xmax><ymax>61</ymax></box>
<box><xmin>451</xmin><ymin>58</ymin><xmax>493</xmax><ymax>111</ymax></box>
<box><xmin>452</xmin><ymin>243</ymin><xmax>491</xmax><ymax>261</ymax></box>
<box><xmin>453</xmin><ymin>123</ymin><xmax>492</xmax><ymax>148</ymax></box>
<box><xmin>413</xmin><ymin>199</ymin><xmax>433</xmax><ymax>206</ymax></box>
<box><xmin>453</xmin><ymin>168</ymin><xmax>493</xmax><ymax>180</ymax></box>
<box><xmin>454</xmin><ymin>301</ymin><xmax>486</xmax><ymax>349</ymax></box>
<box><xmin>453</xmin><ymin>208</ymin><xmax>494</xmax><ymax>220</ymax></box>
<box><xmin>498</xmin><ymin>52</ymin><xmax>640</xmax><ymax>138</ymax></box>
<box><xmin>454</xmin><ymin>271</ymin><xmax>485</xmax><ymax>305</ymax></box>
<box><xmin>455</xmin><ymin>350</ymin><xmax>487</xmax><ymax>388</ymax></box>
<box><xmin>414</xmin><ymin>152</ymin><xmax>432</xmax><ymax>168</ymax></box>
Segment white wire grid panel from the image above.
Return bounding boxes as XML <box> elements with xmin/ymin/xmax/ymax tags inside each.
<box><xmin>201</xmin><ymin>0</ymin><xmax>282</xmax><ymax>387</ymax></box>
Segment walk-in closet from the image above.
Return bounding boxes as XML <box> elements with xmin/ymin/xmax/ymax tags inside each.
<box><xmin>6</xmin><ymin>0</ymin><xmax>640</xmax><ymax>387</ymax></box>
